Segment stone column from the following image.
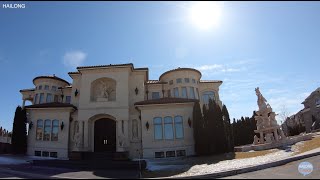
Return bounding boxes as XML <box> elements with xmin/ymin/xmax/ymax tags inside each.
<box><xmin>260</xmin><ymin>132</ymin><xmax>265</xmax><ymax>144</ymax></box>
<box><xmin>274</xmin><ymin>129</ymin><xmax>279</xmax><ymax>141</ymax></box>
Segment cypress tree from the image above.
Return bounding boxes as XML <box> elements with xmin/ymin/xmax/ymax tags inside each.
<box><xmin>11</xmin><ymin>106</ymin><xmax>27</xmax><ymax>154</ymax></box>
<box><xmin>222</xmin><ymin>104</ymin><xmax>234</xmax><ymax>152</ymax></box>
<box><xmin>193</xmin><ymin>101</ymin><xmax>204</xmax><ymax>155</ymax></box>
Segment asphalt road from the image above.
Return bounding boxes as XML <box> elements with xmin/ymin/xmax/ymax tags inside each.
<box><xmin>0</xmin><ymin>163</ymin><xmax>140</xmax><ymax>179</ymax></box>
<box><xmin>221</xmin><ymin>155</ymin><xmax>320</xmax><ymax>179</ymax></box>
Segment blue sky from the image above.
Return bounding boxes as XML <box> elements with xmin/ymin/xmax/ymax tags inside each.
<box><xmin>0</xmin><ymin>1</ymin><xmax>319</xmax><ymax>131</ymax></box>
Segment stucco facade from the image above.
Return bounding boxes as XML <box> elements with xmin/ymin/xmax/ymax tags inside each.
<box><xmin>20</xmin><ymin>63</ymin><xmax>223</xmax><ymax>159</ymax></box>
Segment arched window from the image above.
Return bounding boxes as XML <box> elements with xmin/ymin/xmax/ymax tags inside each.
<box><xmin>174</xmin><ymin>116</ymin><xmax>184</xmax><ymax>139</ymax></box>
<box><xmin>44</xmin><ymin>120</ymin><xmax>51</xmax><ymax>141</ymax></box>
<box><xmin>164</xmin><ymin>116</ymin><xmax>174</xmax><ymax>140</ymax></box>
<box><xmin>154</xmin><ymin>117</ymin><xmax>163</xmax><ymax>140</ymax></box>
<box><xmin>51</xmin><ymin>120</ymin><xmax>59</xmax><ymax>141</ymax></box>
<box><xmin>36</xmin><ymin>119</ymin><xmax>43</xmax><ymax>140</ymax></box>
<box><xmin>202</xmin><ymin>91</ymin><xmax>215</xmax><ymax>104</ymax></box>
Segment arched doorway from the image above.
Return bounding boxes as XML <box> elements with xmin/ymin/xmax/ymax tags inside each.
<box><xmin>94</xmin><ymin>119</ymin><xmax>116</xmax><ymax>152</ymax></box>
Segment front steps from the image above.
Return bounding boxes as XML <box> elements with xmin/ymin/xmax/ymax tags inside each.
<box><xmin>32</xmin><ymin>151</ymin><xmax>146</xmax><ymax>170</ymax></box>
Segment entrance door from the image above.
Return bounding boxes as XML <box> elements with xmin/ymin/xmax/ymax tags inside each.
<box><xmin>94</xmin><ymin>119</ymin><xmax>116</xmax><ymax>152</ymax></box>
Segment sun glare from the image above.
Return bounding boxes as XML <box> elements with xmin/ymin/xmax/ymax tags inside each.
<box><xmin>189</xmin><ymin>1</ymin><xmax>223</xmax><ymax>30</ymax></box>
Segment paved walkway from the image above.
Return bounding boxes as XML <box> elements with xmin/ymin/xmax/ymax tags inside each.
<box><xmin>0</xmin><ymin>155</ymin><xmax>140</xmax><ymax>179</ymax></box>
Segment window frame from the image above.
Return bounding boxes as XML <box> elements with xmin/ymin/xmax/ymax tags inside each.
<box><xmin>174</xmin><ymin>116</ymin><xmax>184</xmax><ymax>139</ymax></box>
<box><xmin>181</xmin><ymin>87</ymin><xmax>188</xmax><ymax>98</ymax></box>
<box><xmin>65</xmin><ymin>96</ymin><xmax>71</xmax><ymax>103</ymax></box>
<box><xmin>176</xmin><ymin>78</ymin><xmax>182</xmax><ymax>84</ymax></box>
<box><xmin>43</xmin><ymin>119</ymin><xmax>51</xmax><ymax>141</ymax></box>
<box><xmin>174</xmin><ymin>87</ymin><xmax>179</xmax><ymax>98</ymax></box>
<box><xmin>46</xmin><ymin>93</ymin><xmax>52</xmax><ymax>103</ymax></box>
<box><xmin>189</xmin><ymin>87</ymin><xmax>195</xmax><ymax>99</ymax></box>
<box><xmin>164</xmin><ymin>116</ymin><xmax>174</xmax><ymax>140</ymax></box>
<box><xmin>51</xmin><ymin>120</ymin><xmax>59</xmax><ymax>141</ymax></box>
<box><xmin>36</xmin><ymin>119</ymin><xmax>43</xmax><ymax>140</ymax></box>
<box><xmin>154</xmin><ymin>117</ymin><xmax>163</xmax><ymax>140</ymax></box>
<box><xmin>184</xmin><ymin>78</ymin><xmax>190</xmax><ymax>83</ymax></box>
<box><xmin>152</xmin><ymin>92</ymin><xmax>160</xmax><ymax>100</ymax></box>
<box><xmin>39</xmin><ymin>93</ymin><xmax>45</xmax><ymax>104</ymax></box>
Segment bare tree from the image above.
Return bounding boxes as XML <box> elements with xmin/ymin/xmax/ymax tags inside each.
<box><xmin>278</xmin><ymin>104</ymin><xmax>291</xmax><ymax>124</ymax></box>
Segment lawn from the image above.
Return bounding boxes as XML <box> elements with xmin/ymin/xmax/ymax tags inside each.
<box><xmin>293</xmin><ymin>135</ymin><xmax>320</xmax><ymax>155</ymax></box>
<box><xmin>142</xmin><ymin>134</ymin><xmax>320</xmax><ymax>178</ymax></box>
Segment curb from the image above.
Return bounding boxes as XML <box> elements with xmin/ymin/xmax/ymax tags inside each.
<box><xmin>178</xmin><ymin>151</ymin><xmax>320</xmax><ymax>179</ymax></box>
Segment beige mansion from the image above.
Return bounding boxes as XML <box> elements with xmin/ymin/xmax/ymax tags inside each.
<box><xmin>20</xmin><ymin>63</ymin><xmax>223</xmax><ymax>159</ymax></box>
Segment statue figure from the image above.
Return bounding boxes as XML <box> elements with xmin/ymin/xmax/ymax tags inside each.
<box><xmin>255</xmin><ymin>115</ymin><xmax>265</xmax><ymax>130</ymax></box>
<box><xmin>73</xmin><ymin>121</ymin><xmax>81</xmax><ymax>148</ymax></box>
<box><xmin>269</xmin><ymin>112</ymin><xmax>278</xmax><ymax>127</ymax></box>
<box><xmin>255</xmin><ymin>87</ymin><xmax>268</xmax><ymax>111</ymax></box>
<box><xmin>265</xmin><ymin>133</ymin><xmax>273</xmax><ymax>143</ymax></box>
<box><xmin>132</xmin><ymin>120</ymin><xmax>138</xmax><ymax>139</ymax></box>
<box><xmin>99</xmin><ymin>80</ymin><xmax>114</xmax><ymax>100</ymax></box>
<box><xmin>253</xmin><ymin>135</ymin><xmax>260</xmax><ymax>145</ymax></box>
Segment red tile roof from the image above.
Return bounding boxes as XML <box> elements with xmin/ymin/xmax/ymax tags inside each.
<box><xmin>159</xmin><ymin>67</ymin><xmax>202</xmax><ymax>80</ymax></box>
<box><xmin>25</xmin><ymin>102</ymin><xmax>77</xmax><ymax>109</ymax></box>
<box><xmin>19</xmin><ymin>88</ymin><xmax>35</xmax><ymax>92</ymax></box>
<box><xmin>200</xmin><ymin>80</ymin><xmax>223</xmax><ymax>83</ymax></box>
<box><xmin>146</xmin><ymin>80</ymin><xmax>167</xmax><ymax>84</ymax></box>
<box><xmin>77</xmin><ymin>63</ymin><xmax>139</xmax><ymax>70</ymax></box>
<box><xmin>134</xmin><ymin>98</ymin><xmax>198</xmax><ymax>106</ymax></box>
<box><xmin>33</xmin><ymin>75</ymin><xmax>70</xmax><ymax>86</ymax></box>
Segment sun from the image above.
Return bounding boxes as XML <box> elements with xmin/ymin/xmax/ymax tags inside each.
<box><xmin>189</xmin><ymin>1</ymin><xmax>223</xmax><ymax>30</ymax></box>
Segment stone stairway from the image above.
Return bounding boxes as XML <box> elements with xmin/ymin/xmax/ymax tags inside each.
<box><xmin>32</xmin><ymin>152</ymin><xmax>146</xmax><ymax>170</ymax></box>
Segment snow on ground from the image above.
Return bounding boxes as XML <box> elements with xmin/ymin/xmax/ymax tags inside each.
<box><xmin>144</xmin><ymin>150</ymin><xmax>295</xmax><ymax>178</ymax></box>
<box><xmin>172</xmin><ymin>150</ymin><xmax>294</xmax><ymax>177</ymax></box>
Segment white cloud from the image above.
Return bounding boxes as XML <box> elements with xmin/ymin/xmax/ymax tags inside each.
<box><xmin>63</xmin><ymin>50</ymin><xmax>87</xmax><ymax>69</ymax></box>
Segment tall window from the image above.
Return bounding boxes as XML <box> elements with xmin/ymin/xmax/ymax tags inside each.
<box><xmin>39</xmin><ymin>93</ymin><xmax>44</xmax><ymax>104</ymax></box>
<box><xmin>176</xmin><ymin>78</ymin><xmax>182</xmax><ymax>83</ymax></box>
<box><xmin>43</xmin><ymin>120</ymin><xmax>51</xmax><ymax>141</ymax></box>
<box><xmin>36</xmin><ymin>119</ymin><xmax>43</xmax><ymax>140</ymax></box>
<box><xmin>174</xmin><ymin>88</ymin><xmax>179</xmax><ymax>98</ymax></box>
<box><xmin>51</xmin><ymin>120</ymin><xmax>59</xmax><ymax>141</ymax></box>
<box><xmin>38</xmin><ymin>85</ymin><xmax>42</xmax><ymax>90</ymax></box>
<box><xmin>34</xmin><ymin>94</ymin><xmax>38</xmax><ymax>104</ymax></box>
<box><xmin>152</xmin><ymin>92</ymin><xmax>160</xmax><ymax>99</ymax></box>
<box><xmin>202</xmin><ymin>91</ymin><xmax>215</xmax><ymax>104</ymax></box>
<box><xmin>52</xmin><ymin>86</ymin><xmax>57</xmax><ymax>91</ymax></box>
<box><xmin>44</xmin><ymin>85</ymin><xmax>49</xmax><ymax>90</ymax></box>
<box><xmin>167</xmin><ymin>90</ymin><xmax>171</xmax><ymax>98</ymax></box>
<box><xmin>46</xmin><ymin>93</ymin><xmax>52</xmax><ymax>103</ymax></box>
<box><xmin>169</xmin><ymin>80</ymin><xmax>173</xmax><ymax>85</ymax></box>
<box><xmin>54</xmin><ymin>95</ymin><xmax>59</xmax><ymax>102</ymax></box>
<box><xmin>189</xmin><ymin>87</ymin><xmax>195</xmax><ymax>99</ymax></box>
<box><xmin>196</xmin><ymin>88</ymin><xmax>200</xmax><ymax>99</ymax></box>
<box><xmin>181</xmin><ymin>87</ymin><xmax>187</xmax><ymax>98</ymax></box>
<box><xmin>154</xmin><ymin>117</ymin><xmax>163</xmax><ymax>140</ymax></box>
<box><xmin>66</xmin><ymin>96</ymin><xmax>71</xmax><ymax>103</ymax></box>
<box><xmin>184</xmin><ymin>78</ymin><xmax>190</xmax><ymax>83</ymax></box>
<box><xmin>164</xmin><ymin>116</ymin><xmax>174</xmax><ymax>140</ymax></box>
<box><xmin>174</xmin><ymin>116</ymin><xmax>184</xmax><ymax>139</ymax></box>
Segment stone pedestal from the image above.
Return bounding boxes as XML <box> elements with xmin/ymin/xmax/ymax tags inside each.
<box><xmin>96</xmin><ymin>97</ymin><xmax>108</xmax><ymax>102</ymax></box>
